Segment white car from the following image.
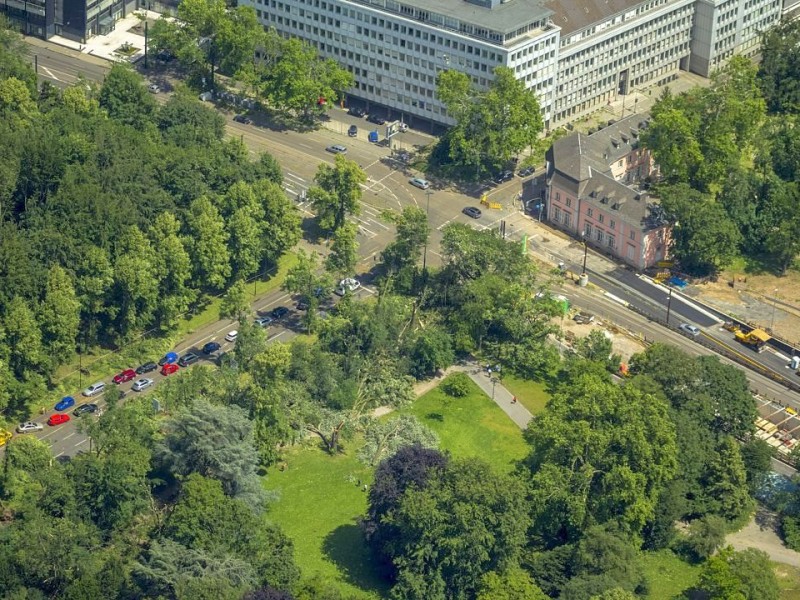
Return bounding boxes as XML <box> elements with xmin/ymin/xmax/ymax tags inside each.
<box><xmin>148</xmin><ymin>83</ymin><xmax>160</xmax><ymax>93</ymax></box>
<box><xmin>225</xmin><ymin>330</ymin><xmax>238</xmax><ymax>342</ymax></box>
<box><xmin>82</xmin><ymin>382</ymin><xmax>106</xmax><ymax>397</ymax></box>
<box><xmin>335</xmin><ymin>278</ymin><xmax>361</xmax><ymax>296</ymax></box>
<box><xmin>679</xmin><ymin>323</ymin><xmax>701</xmax><ymax>337</ymax></box>
<box><xmin>132</xmin><ymin>378</ymin><xmax>154</xmax><ymax>392</ymax></box>
<box><xmin>17</xmin><ymin>421</ymin><xmax>43</xmax><ymax>434</ymax></box>
<box><xmin>409</xmin><ymin>177</ymin><xmax>430</xmax><ymax>190</ymax></box>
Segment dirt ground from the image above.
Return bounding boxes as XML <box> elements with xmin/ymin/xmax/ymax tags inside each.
<box><xmin>727</xmin><ymin>507</ymin><xmax>800</xmax><ymax>568</ymax></box>
<box><xmin>694</xmin><ymin>270</ymin><xmax>800</xmax><ymax>346</ymax></box>
<box><xmin>561</xmin><ymin>316</ymin><xmax>647</xmax><ymax>362</ymax></box>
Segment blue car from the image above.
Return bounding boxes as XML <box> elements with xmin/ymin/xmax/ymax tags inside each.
<box><xmin>55</xmin><ymin>396</ymin><xmax>75</xmax><ymax>411</ymax></box>
<box><xmin>202</xmin><ymin>341</ymin><xmax>221</xmax><ymax>355</ymax></box>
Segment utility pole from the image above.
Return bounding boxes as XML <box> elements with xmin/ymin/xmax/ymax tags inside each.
<box><xmin>144</xmin><ymin>21</ymin><xmax>148</xmax><ymax>69</ymax></box>
<box><xmin>666</xmin><ymin>286</ymin><xmax>673</xmax><ymax>325</ymax></box>
<box><xmin>582</xmin><ymin>233</ymin><xmax>588</xmax><ymax>275</ymax></box>
<box><xmin>423</xmin><ymin>189</ymin><xmax>432</xmax><ymax>274</ymax></box>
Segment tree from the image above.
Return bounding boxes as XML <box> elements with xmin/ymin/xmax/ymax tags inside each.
<box><xmin>682</xmin><ymin>515</ymin><xmax>728</xmax><ymax>561</ymax></box>
<box><xmin>227</xmin><ymin>205</ymin><xmax>264</xmax><ymax>280</ymax></box>
<box><xmin>149</xmin><ymin>212</ymin><xmax>196</xmax><ymax>329</ymax></box>
<box><xmin>702</xmin><ymin>437</ymin><xmax>752</xmax><ymax>522</ymax></box>
<box><xmin>98</xmin><ymin>64</ymin><xmax>156</xmax><ymax>130</ymax></box>
<box><xmin>523</xmin><ymin>371</ymin><xmax>678</xmax><ymax>543</ymax></box>
<box><xmin>38</xmin><ymin>265</ymin><xmax>80</xmax><ymax>368</ymax></box>
<box><xmin>758</xmin><ymin>19</ymin><xmax>800</xmax><ymax>114</ymax></box>
<box><xmin>693</xmin><ymin>546</ymin><xmax>779</xmax><ymax>600</ymax></box>
<box><xmin>308</xmin><ymin>154</ymin><xmax>366</xmax><ymax>233</ymax></box>
<box><xmin>659</xmin><ymin>184</ymin><xmax>741</xmax><ymax>275</ymax></box>
<box><xmin>5</xmin><ymin>296</ymin><xmax>44</xmax><ymax>378</ymax></box>
<box><xmin>382</xmin><ymin>205</ymin><xmax>431</xmax><ymax>285</ymax></box>
<box><xmin>477</xmin><ymin>567</ymin><xmax>547</xmax><ymax>600</ymax></box>
<box><xmin>324</xmin><ymin>222</ymin><xmax>359</xmax><ymax>277</ymax></box>
<box><xmin>110</xmin><ymin>226</ymin><xmax>160</xmax><ymax>339</ymax></box>
<box><xmin>252</xmin><ymin>179</ymin><xmax>301</xmax><ymax>267</ymax></box>
<box><xmin>158</xmin><ymin>90</ymin><xmax>226</xmax><ymax>147</ymax></box>
<box><xmin>0</xmin><ymin>76</ymin><xmax>39</xmax><ymax>131</ymax></box>
<box><xmin>407</xmin><ymin>325</ymin><xmax>454</xmax><ymax>379</ymax></box>
<box><xmin>282</xmin><ymin>250</ymin><xmax>329</xmax><ymax>332</ymax></box>
<box><xmin>220</xmin><ymin>279</ymin><xmax>251</xmax><ymax>321</ymax></box>
<box><xmin>381</xmin><ymin>460</ymin><xmax>531</xmax><ymax>600</ymax></box>
<box><xmin>357</xmin><ymin>415</ymin><xmax>439</xmax><ymax>467</ymax></box>
<box><xmin>156</xmin><ymin>399</ymin><xmax>264</xmax><ymax>507</ymax></box>
<box><xmin>185</xmin><ymin>196</ymin><xmax>231</xmax><ymax>291</ymax></box>
<box><xmin>574</xmin><ymin>329</ymin><xmax>618</xmax><ymax>369</ymax></box>
<box><xmin>739</xmin><ymin>438</ymin><xmax>773</xmax><ymax>493</ymax></box>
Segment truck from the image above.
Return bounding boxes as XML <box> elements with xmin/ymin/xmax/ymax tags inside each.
<box><xmin>732</xmin><ymin>326</ymin><xmax>770</xmax><ymax>352</ymax></box>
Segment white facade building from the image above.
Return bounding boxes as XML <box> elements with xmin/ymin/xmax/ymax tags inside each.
<box><xmin>241</xmin><ymin>0</ymin><xmax>784</xmax><ymax>127</ymax></box>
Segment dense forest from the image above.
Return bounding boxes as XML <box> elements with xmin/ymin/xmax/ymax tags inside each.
<box><xmin>0</xmin><ymin>25</ymin><xmax>300</xmax><ymax>419</ymax></box>
<box><xmin>642</xmin><ymin>23</ymin><xmax>800</xmax><ymax>276</ymax></box>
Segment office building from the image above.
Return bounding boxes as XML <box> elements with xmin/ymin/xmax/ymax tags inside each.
<box><xmin>1</xmin><ymin>0</ymin><xmax>135</xmax><ymax>40</ymax></box>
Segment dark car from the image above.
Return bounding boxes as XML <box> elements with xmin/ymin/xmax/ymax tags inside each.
<box><xmin>178</xmin><ymin>352</ymin><xmax>200</xmax><ymax>368</ymax></box>
<box><xmin>73</xmin><ymin>403</ymin><xmax>99</xmax><ymax>417</ymax></box>
<box><xmin>495</xmin><ymin>170</ymin><xmax>514</xmax><ymax>184</ymax></box>
<box><xmin>348</xmin><ymin>124</ymin><xmax>358</xmax><ymax>137</ymax></box>
<box><xmin>233</xmin><ymin>114</ymin><xmax>252</xmax><ymax>125</ymax></box>
<box><xmin>136</xmin><ymin>362</ymin><xmax>157</xmax><ymax>375</ymax></box>
<box><xmin>462</xmin><ymin>206</ymin><xmax>482</xmax><ymax>219</ymax></box>
<box><xmin>348</xmin><ymin>107</ymin><xmax>366</xmax><ymax>118</ymax></box>
<box><xmin>202</xmin><ymin>341</ymin><xmax>221</xmax><ymax>354</ymax></box>
<box><xmin>367</xmin><ymin>114</ymin><xmax>386</xmax><ymax>125</ymax></box>
<box><xmin>518</xmin><ymin>166</ymin><xmax>535</xmax><ymax>177</ymax></box>
<box><xmin>270</xmin><ymin>306</ymin><xmax>290</xmax><ymax>319</ymax></box>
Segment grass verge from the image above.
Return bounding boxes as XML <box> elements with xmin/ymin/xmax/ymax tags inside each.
<box><xmin>263</xmin><ymin>444</ymin><xmax>387</xmax><ymax>599</ymax></box>
<box><xmin>776</xmin><ymin>563</ymin><xmax>800</xmax><ymax>600</ymax></box>
<box><xmin>401</xmin><ymin>374</ymin><xmax>529</xmax><ymax>473</ymax></box>
<box><xmin>501</xmin><ymin>374</ymin><xmax>551</xmax><ymax>415</ymax></box>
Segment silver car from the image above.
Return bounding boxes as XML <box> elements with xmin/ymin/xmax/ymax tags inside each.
<box><xmin>82</xmin><ymin>382</ymin><xmax>106</xmax><ymax>397</ymax></box>
<box><xmin>679</xmin><ymin>323</ymin><xmax>701</xmax><ymax>337</ymax></box>
<box><xmin>132</xmin><ymin>378</ymin><xmax>154</xmax><ymax>392</ymax></box>
<box><xmin>17</xmin><ymin>421</ymin><xmax>43</xmax><ymax>434</ymax></box>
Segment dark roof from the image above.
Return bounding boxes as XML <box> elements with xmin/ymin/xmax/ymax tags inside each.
<box><xmin>544</xmin><ymin>0</ymin><xmax>642</xmax><ymax>36</ymax></box>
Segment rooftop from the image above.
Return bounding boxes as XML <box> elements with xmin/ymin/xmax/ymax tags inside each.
<box><xmin>544</xmin><ymin>0</ymin><xmax>643</xmax><ymax>36</ymax></box>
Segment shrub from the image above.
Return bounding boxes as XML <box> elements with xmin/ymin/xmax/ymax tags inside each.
<box><xmin>441</xmin><ymin>373</ymin><xmax>471</xmax><ymax>397</ymax></box>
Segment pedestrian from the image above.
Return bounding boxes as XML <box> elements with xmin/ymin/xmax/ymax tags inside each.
<box><xmin>512</xmin><ymin>396</ymin><xmax>517</xmax><ymax>404</ymax></box>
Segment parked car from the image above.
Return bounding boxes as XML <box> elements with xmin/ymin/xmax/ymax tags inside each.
<box><xmin>325</xmin><ymin>144</ymin><xmax>347</xmax><ymax>154</ymax></box>
<box><xmin>367</xmin><ymin>114</ymin><xmax>386</xmax><ymax>125</ymax></box>
<box><xmin>270</xmin><ymin>306</ymin><xmax>290</xmax><ymax>319</ymax></box>
<box><xmin>161</xmin><ymin>363</ymin><xmax>179</xmax><ymax>376</ymax></box>
<box><xmin>132</xmin><ymin>378</ymin><xmax>154</xmax><ymax>392</ymax></box>
<box><xmin>48</xmin><ymin>414</ymin><xmax>70</xmax><ymax>426</ymax></box>
<box><xmin>55</xmin><ymin>396</ymin><xmax>76</xmax><ymax>411</ymax></box>
<box><xmin>462</xmin><ymin>206</ymin><xmax>482</xmax><ymax>219</ymax></box>
<box><xmin>573</xmin><ymin>312</ymin><xmax>595</xmax><ymax>324</ymax></box>
<box><xmin>73</xmin><ymin>403</ymin><xmax>99</xmax><ymax>417</ymax></box>
<box><xmin>494</xmin><ymin>170</ymin><xmax>514</xmax><ymax>183</ymax></box>
<box><xmin>518</xmin><ymin>166</ymin><xmax>535</xmax><ymax>177</ymax></box>
<box><xmin>158</xmin><ymin>352</ymin><xmax>178</xmax><ymax>366</ymax></box>
<box><xmin>202</xmin><ymin>341</ymin><xmax>221</xmax><ymax>354</ymax></box>
<box><xmin>254</xmin><ymin>316</ymin><xmax>273</xmax><ymax>328</ymax></box>
<box><xmin>225</xmin><ymin>330</ymin><xmax>238</xmax><ymax>342</ymax></box>
<box><xmin>409</xmin><ymin>177</ymin><xmax>431</xmax><ymax>190</ymax></box>
<box><xmin>178</xmin><ymin>352</ymin><xmax>200</xmax><ymax>367</ymax></box>
<box><xmin>82</xmin><ymin>382</ymin><xmax>106</xmax><ymax>397</ymax></box>
<box><xmin>136</xmin><ymin>361</ymin><xmax>157</xmax><ymax>374</ymax></box>
<box><xmin>148</xmin><ymin>83</ymin><xmax>160</xmax><ymax>94</ymax></box>
<box><xmin>348</xmin><ymin>124</ymin><xmax>358</xmax><ymax>137</ymax></box>
<box><xmin>335</xmin><ymin>277</ymin><xmax>361</xmax><ymax>296</ymax></box>
<box><xmin>17</xmin><ymin>421</ymin><xmax>43</xmax><ymax>434</ymax></box>
<box><xmin>348</xmin><ymin>107</ymin><xmax>366</xmax><ymax>117</ymax></box>
<box><xmin>679</xmin><ymin>323</ymin><xmax>701</xmax><ymax>337</ymax></box>
<box><xmin>112</xmin><ymin>369</ymin><xmax>136</xmax><ymax>385</ymax></box>
<box><xmin>397</xmin><ymin>122</ymin><xmax>409</xmax><ymax>132</ymax></box>
<box><xmin>233</xmin><ymin>114</ymin><xmax>252</xmax><ymax>124</ymax></box>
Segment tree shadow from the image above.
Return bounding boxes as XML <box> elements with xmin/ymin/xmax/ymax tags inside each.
<box><xmin>321</xmin><ymin>522</ymin><xmax>391</xmax><ymax>595</ymax></box>
<box><xmin>301</xmin><ymin>216</ymin><xmax>326</xmax><ymax>245</ymax></box>
<box><xmin>425</xmin><ymin>412</ymin><xmax>444</xmax><ymax>422</ymax></box>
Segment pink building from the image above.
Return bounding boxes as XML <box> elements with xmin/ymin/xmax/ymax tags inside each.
<box><xmin>544</xmin><ymin>114</ymin><xmax>671</xmax><ymax>270</ymax></box>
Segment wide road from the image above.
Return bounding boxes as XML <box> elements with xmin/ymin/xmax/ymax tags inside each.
<box><xmin>23</xmin><ymin>36</ymin><xmax>111</xmax><ymax>87</ymax></box>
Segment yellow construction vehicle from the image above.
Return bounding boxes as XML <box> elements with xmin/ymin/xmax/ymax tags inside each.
<box><xmin>733</xmin><ymin>327</ymin><xmax>770</xmax><ymax>352</ymax></box>
<box><xmin>0</xmin><ymin>429</ymin><xmax>11</xmax><ymax>447</ymax></box>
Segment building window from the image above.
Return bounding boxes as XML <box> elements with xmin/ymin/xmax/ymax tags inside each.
<box><xmin>566</xmin><ymin>197</ymin><xmax>572</xmax><ymax>207</ymax></box>
<box><xmin>598</xmin><ymin>214</ymin><xmax>604</xmax><ymax>224</ymax></box>
<box><xmin>609</xmin><ymin>220</ymin><xmax>615</xmax><ymax>230</ymax></box>
<box><xmin>584</xmin><ymin>223</ymin><xmax>592</xmax><ymax>237</ymax></box>
<box><xmin>587</xmin><ymin>208</ymin><xmax>593</xmax><ymax>217</ymax></box>
<box><xmin>627</xmin><ymin>244</ymin><xmax>635</xmax><ymax>260</ymax></box>
<box><xmin>555</xmin><ymin>192</ymin><xmax>560</xmax><ymax>201</ymax></box>
<box><xmin>596</xmin><ymin>229</ymin><xmax>604</xmax><ymax>243</ymax></box>
<box><xmin>630</xmin><ymin>230</ymin><xmax>636</xmax><ymax>241</ymax></box>
<box><xmin>564</xmin><ymin>212</ymin><xmax>572</xmax><ymax>227</ymax></box>
<box><xmin>608</xmin><ymin>235</ymin><xmax>616</xmax><ymax>249</ymax></box>
<box><xmin>554</xmin><ymin>206</ymin><xmax>562</xmax><ymax>222</ymax></box>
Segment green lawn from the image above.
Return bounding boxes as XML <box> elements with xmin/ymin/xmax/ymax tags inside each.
<box><xmin>501</xmin><ymin>374</ymin><xmax>551</xmax><ymax>415</ymax></box>
<box><xmin>263</xmin><ymin>444</ymin><xmax>388</xmax><ymax>599</ymax></box>
<box><xmin>776</xmin><ymin>562</ymin><xmax>800</xmax><ymax>600</ymax></box>
<box><xmin>402</xmin><ymin>374</ymin><xmax>529</xmax><ymax>473</ymax></box>
<box><xmin>640</xmin><ymin>550</ymin><xmax>701</xmax><ymax>600</ymax></box>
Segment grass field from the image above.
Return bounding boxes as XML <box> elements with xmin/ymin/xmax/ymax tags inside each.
<box><xmin>401</xmin><ymin>374</ymin><xmax>529</xmax><ymax>473</ymax></box>
<box><xmin>264</xmin><ymin>444</ymin><xmax>387</xmax><ymax>599</ymax></box>
<box><xmin>776</xmin><ymin>563</ymin><xmax>800</xmax><ymax>600</ymax></box>
<box><xmin>501</xmin><ymin>374</ymin><xmax>551</xmax><ymax>415</ymax></box>
<box><xmin>640</xmin><ymin>550</ymin><xmax>701</xmax><ymax>600</ymax></box>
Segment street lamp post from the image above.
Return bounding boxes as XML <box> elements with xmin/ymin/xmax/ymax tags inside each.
<box><xmin>666</xmin><ymin>286</ymin><xmax>673</xmax><ymax>325</ymax></box>
<box><xmin>771</xmin><ymin>288</ymin><xmax>779</xmax><ymax>332</ymax></box>
<box><xmin>422</xmin><ymin>189</ymin><xmax>431</xmax><ymax>274</ymax></box>
<box><xmin>581</xmin><ymin>232</ymin><xmax>588</xmax><ymax>275</ymax></box>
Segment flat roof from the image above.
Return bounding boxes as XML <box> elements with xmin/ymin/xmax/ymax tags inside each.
<box><xmin>348</xmin><ymin>0</ymin><xmax>553</xmax><ymax>36</ymax></box>
<box><xmin>544</xmin><ymin>0</ymin><xmax>642</xmax><ymax>35</ymax></box>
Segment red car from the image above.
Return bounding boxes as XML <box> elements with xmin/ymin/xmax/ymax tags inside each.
<box><xmin>48</xmin><ymin>414</ymin><xmax>71</xmax><ymax>426</ymax></box>
<box><xmin>113</xmin><ymin>369</ymin><xmax>137</xmax><ymax>384</ymax></box>
<box><xmin>161</xmin><ymin>363</ymin><xmax>179</xmax><ymax>376</ymax></box>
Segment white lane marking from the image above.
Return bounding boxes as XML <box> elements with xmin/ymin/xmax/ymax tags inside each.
<box><xmin>774</xmin><ymin>351</ymin><xmax>789</xmax><ymax>361</ymax></box>
<box><xmin>55</xmin><ymin>451</ymin><xmax>65</xmax><ymax>458</ymax></box>
<box><xmin>437</xmin><ymin>217</ymin><xmax>457</xmax><ymax>231</ymax></box>
<box><xmin>268</xmin><ymin>331</ymin><xmax>287</xmax><ymax>341</ymax></box>
<box><xmin>41</xmin><ymin>66</ymin><xmax>59</xmax><ymax>81</ymax></box>
<box><xmin>74</xmin><ymin>439</ymin><xmax>88</xmax><ymax>447</ymax></box>
<box><xmin>63</xmin><ymin>432</ymin><xmax>76</xmax><ymax>441</ymax></box>
<box><xmin>299</xmin><ymin>143</ymin><xmax>312</xmax><ymax>150</ymax></box>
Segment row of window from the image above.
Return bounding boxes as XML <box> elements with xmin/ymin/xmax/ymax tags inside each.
<box><xmin>553</xmin><ymin>192</ymin><xmax>637</xmax><ymax>241</ymax></box>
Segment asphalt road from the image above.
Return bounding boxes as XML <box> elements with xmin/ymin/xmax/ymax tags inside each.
<box><xmin>23</xmin><ymin>37</ymin><xmax>110</xmax><ymax>87</ymax></box>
